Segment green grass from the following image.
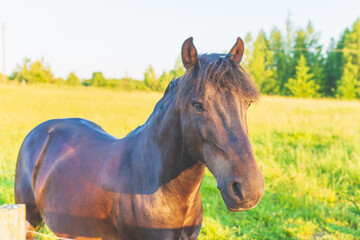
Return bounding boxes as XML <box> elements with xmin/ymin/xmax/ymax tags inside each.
<box><xmin>1</xmin><ymin>85</ymin><xmax>359</xmax><ymax>239</ymax></box>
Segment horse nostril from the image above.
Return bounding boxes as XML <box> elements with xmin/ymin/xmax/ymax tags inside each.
<box><xmin>232</xmin><ymin>182</ymin><xmax>244</xmax><ymax>201</ymax></box>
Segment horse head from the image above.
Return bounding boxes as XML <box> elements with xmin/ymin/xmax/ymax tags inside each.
<box><xmin>177</xmin><ymin>37</ymin><xmax>264</xmax><ymax>211</ymax></box>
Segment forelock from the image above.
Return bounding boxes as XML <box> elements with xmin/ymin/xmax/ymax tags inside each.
<box><xmin>178</xmin><ymin>54</ymin><xmax>259</xmax><ymax>102</ymax></box>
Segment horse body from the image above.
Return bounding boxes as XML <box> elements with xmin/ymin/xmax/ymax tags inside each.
<box><xmin>16</xmin><ymin>115</ymin><xmax>204</xmax><ymax>239</ymax></box>
<box><xmin>15</xmin><ymin>37</ymin><xmax>264</xmax><ymax>239</ymax></box>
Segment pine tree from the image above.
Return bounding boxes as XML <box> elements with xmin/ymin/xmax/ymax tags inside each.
<box><xmin>336</xmin><ymin>18</ymin><xmax>360</xmax><ymax>99</ymax></box>
<box><xmin>248</xmin><ymin>30</ymin><xmax>278</xmax><ymax>94</ymax></box>
<box><xmin>337</xmin><ymin>56</ymin><xmax>359</xmax><ymax>99</ymax></box>
<box><xmin>285</xmin><ymin>55</ymin><xmax>319</xmax><ymax>97</ymax></box>
<box><xmin>243</xmin><ymin>33</ymin><xmax>253</xmax><ymax>65</ymax></box>
<box><xmin>324</xmin><ymin>34</ymin><xmax>347</xmax><ymax>96</ymax></box>
<box><xmin>269</xmin><ymin>28</ymin><xmax>288</xmax><ymax>94</ymax></box>
<box><xmin>292</xmin><ymin>22</ymin><xmax>324</xmax><ymax>95</ymax></box>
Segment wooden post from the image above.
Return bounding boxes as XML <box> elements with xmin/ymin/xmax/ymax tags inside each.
<box><xmin>0</xmin><ymin>204</ymin><xmax>26</xmax><ymax>240</ymax></box>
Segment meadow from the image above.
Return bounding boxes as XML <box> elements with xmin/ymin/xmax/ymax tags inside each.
<box><xmin>0</xmin><ymin>84</ymin><xmax>359</xmax><ymax>239</ymax></box>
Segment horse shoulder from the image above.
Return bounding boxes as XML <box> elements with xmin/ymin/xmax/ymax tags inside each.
<box><xmin>21</xmin><ymin>119</ymin><xmax>115</xmax><ymax>209</ymax></box>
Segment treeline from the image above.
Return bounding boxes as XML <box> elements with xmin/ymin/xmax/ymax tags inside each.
<box><xmin>244</xmin><ymin>17</ymin><xmax>360</xmax><ymax>99</ymax></box>
<box><xmin>6</xmin><ymin>17</ymin><xmax>360</xmax><ymax>99</ymax></box>
<box><xmin>8</xmin><ymin>57</ymin><xmax>184</xmax><ymax>92</ymax></box>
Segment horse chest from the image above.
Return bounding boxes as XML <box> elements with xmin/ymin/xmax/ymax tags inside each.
<box><xmin>113</xmin><ymin>192</ymin><xmax>203</xmax><ymax>239</ymax></box>
<box><xmin>116</xmin><ymin>191</ymin><xmax>201</xmax><ymax>228</ymax></box>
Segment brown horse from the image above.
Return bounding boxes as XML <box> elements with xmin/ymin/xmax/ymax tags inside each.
<box><xmin>15</xmin><ymin>37</ymin><xmax>264</xmax><ymax>240</ymax></box>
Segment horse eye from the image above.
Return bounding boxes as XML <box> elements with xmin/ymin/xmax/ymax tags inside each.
<box><xmin>192</xmin><ymin>102</ymin><xmax>204</xmax><ymax>111</ymax></box>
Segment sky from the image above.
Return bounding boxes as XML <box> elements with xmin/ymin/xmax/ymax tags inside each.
<box><xmin>0</xmin><ymin>0</ymin><xmax>359</xmax><ymax>80</ymax></box>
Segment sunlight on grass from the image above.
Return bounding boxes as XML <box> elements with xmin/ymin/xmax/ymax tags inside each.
<box><xmin>0</xmin><ymin>85</ymin><xmax>359</xmax><ymax>239</ymax></box>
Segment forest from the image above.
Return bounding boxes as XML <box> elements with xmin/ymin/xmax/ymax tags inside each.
<box><xmin>5</xmin><ymin>17</ymin><xmax>360</xmax><ymax>99</ymax></box>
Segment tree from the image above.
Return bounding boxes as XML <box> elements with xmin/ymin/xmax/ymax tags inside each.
<box><xmin>30</xmin><ymin>60</ymin><xmax>54</xmax><ymax>83</ymax></box>
<box><xmin>336</xmin><ymin>56</ymin><xmax>359</xmax><ymax>99</ymax></box>
<box><xmin>143</xmin><ymin>65</ymin><xmax>158</xmax><ymax>91</ymax></box>
<box><xmin>305</xmin><ymin>22</ymin><xmax>325</xmax><ymax>94</ymax></box>
<box><xmin>170</xmin><ymin>56</ymin><xmax>185</xmax><ymax>79</ymax></box>
<box><xmin>293</xmin><ymin>28</ymin><xmax>307</xmax><ymax>63</ymax></box>
<box><xmin>158</xmin><ymin>71</ymin><xmax>174</xmax><ymax>91</ymax></box>
<box><xmin>10</xmin><ymin>58</ymin><xmax>31</xmax><ymax>82</ymax></box>
<box><xmin>269</xmin><ymin>28</ymin><xmax>288</xmax><ymax>94</ymax></box>
<box><xmin>243</xmin><ymin>33</ymin><xmax>253</xmax><ymax>65</ymax></box>
<box><xmin>285</xmin><ymin>55</ymin><xmax>319</xmax><ymax>97</ymax></box>
<box><xmin>66</xmin><ymin>72</ymin><xmax>81</xmax><ymax>86</ymax></box>
<box><xmin>92</xmin><ymin>72</ymin><xmax>107</xmax><ymax>87</ymax></box>
<box><xmin>324</xmin><ymin>34</ymin><xmax>347</xmax><ymax>96</ymax></box>
<box><xmin>248</xmin><ymin>30</ymin><xmax>278</xmax><ymax>94</ymax></box>
<box><xmin>292</xmin><ymin>22</ymin><xmax>324</xmax><ymax>95</ymax></box>
<box><xmin>336</xmin><ymin>18</ymin><xmax>360</xmax><ymax>99</ymax></box>
<box><xmin>11</xmin><ymin>58</ymin><xmax>54</xmax><ymax>84</ymax></box>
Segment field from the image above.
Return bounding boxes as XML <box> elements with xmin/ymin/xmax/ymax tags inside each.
<box><xmin>0</xmin><ymin>84</ymin><xmax>359</xmax><ymax>239</ymax></box>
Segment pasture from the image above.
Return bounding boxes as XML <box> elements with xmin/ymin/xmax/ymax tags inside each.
<box><xmin>0</xmin><ymin>84</ymin><xmax>359</xmax><ymax>239</ymax></box>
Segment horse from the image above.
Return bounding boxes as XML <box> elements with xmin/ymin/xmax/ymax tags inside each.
<box><xmin>15</xmin><ymin>37</ymin><xmax>264</xmax><ymax>240</ymax></box>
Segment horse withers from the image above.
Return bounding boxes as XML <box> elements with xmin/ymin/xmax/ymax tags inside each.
<box><xmin>15</xmin><ymin>37</ymin><xmax>264</xmax><ymax>239</ymax></box>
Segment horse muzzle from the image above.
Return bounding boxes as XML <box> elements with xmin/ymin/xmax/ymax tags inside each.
<box><xmin>218</xmin><ymin>173</ymin><xmax>264</xmax><ymax>212</ymax></box>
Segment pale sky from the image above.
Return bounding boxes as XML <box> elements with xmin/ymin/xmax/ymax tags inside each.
<box><xmin>0</xmin><ymin>0</ymin><xmax>359</xmax><ymax>80</ymax></box>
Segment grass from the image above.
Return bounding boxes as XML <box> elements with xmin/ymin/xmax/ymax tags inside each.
<box><xmin>1</xmin><ymin>84</ymin><xmax>359</xmax><ymax>239</ymax></box>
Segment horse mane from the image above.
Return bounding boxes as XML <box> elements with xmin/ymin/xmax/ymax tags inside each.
<box><xmin>179</xmin><ymin>53</ymin><xmax>259</xmax><ymax>102</ymax></box>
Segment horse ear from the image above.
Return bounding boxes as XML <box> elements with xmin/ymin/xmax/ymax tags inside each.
<box><xmin>228</xmin><ymin>37</ymin><xmax>244</xmax><ymax>64</ymax></box>
<box><xmin>181</xmin><ymin>37</ymin><xmax>199</xmax><ymax>70</ymax></box>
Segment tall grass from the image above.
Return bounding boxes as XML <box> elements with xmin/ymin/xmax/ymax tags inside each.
<box><xmin>0</xmin><ymin>85</ymin><xmax>359</xmax><ymax>239</ymax></box>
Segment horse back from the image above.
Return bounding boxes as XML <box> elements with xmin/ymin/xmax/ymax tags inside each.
<box><xmin>15</xmin><ymin>118</ymin><xmax>121</xmax><ymax>239</ymax></box>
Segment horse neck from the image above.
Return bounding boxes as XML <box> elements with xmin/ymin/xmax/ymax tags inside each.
<box><xmin>132</xmin><ymin>95</ymin><xmax>205</xmax><ymax>197</ymax></box>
